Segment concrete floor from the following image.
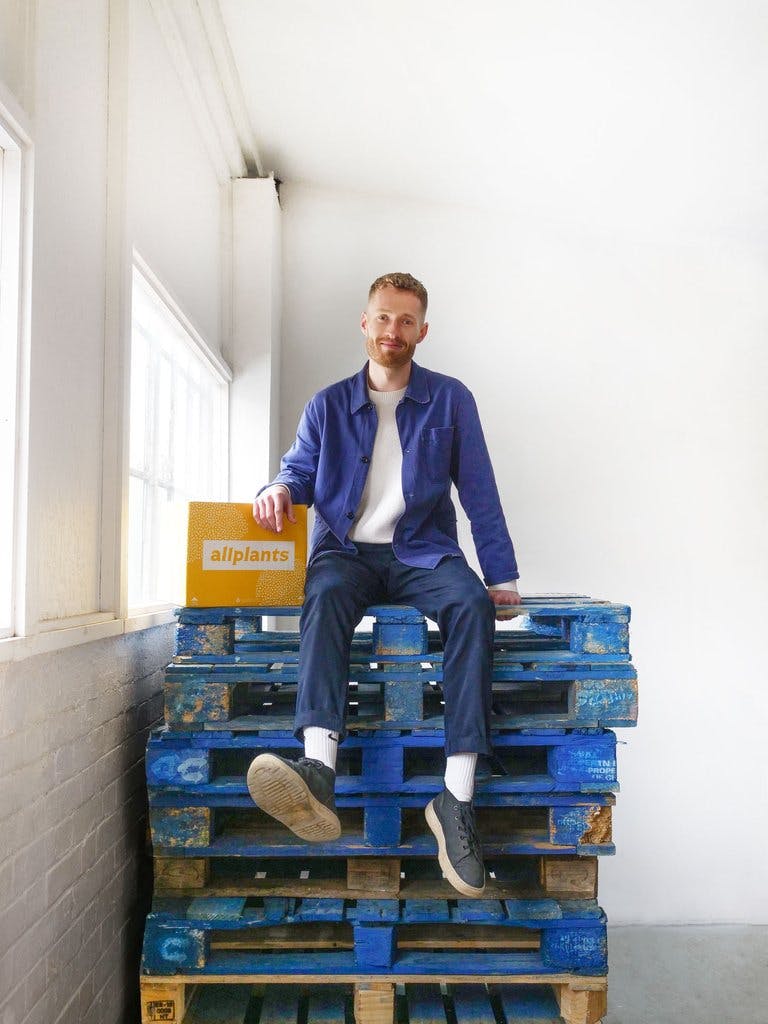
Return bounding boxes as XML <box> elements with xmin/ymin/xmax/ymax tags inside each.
<box><xmin>604</xmin><ymin>926</ymin><xmax>768</xmax><ymax>1024</ymax></box>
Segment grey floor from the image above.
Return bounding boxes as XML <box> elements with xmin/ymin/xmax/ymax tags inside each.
<box><xmin>604</xmin><ymin>926</ymin><xmax>768</xmax><ymax>1024</ymax></box>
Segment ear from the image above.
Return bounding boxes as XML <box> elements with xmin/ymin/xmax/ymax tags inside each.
<box><xmin>416</xmin><ymin>321</ymin><xmax>429</xmax><ymax>344</ymax></box>
<box><xmin>360</xmin><ymin>311</ymin><xmax>368</xmax><ymax>336</ymax></box>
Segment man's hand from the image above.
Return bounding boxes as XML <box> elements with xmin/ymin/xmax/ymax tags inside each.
<box><xmin>488</xmin><ymin>588</ymin><xmax>523</xmax><ymax>619</ymax></box>
<box><xmin>253</xmin><ymin>485</ymin><xmax>296</xmax><ymax>533</ymax></box>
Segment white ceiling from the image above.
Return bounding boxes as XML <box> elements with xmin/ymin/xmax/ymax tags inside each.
<box><xmin>219</xmin><ymin>1</ymin><xmax>768</xmax><ymax>232</ymax></box>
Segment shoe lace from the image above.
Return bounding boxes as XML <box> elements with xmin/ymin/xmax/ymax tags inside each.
<box><xmin>453</xmin><ymin>803</ymin><xmax>481</xmax><ymax>859</ymax></box>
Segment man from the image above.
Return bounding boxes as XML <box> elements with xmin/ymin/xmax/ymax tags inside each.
<box><xmin>248</xmin><ymin>272</ymin><xmax>520</xmax><ymax>897</ymax></box>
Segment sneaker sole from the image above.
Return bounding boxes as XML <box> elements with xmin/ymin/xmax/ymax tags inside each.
<box><xmin>246</xmin><ymin>754</ymin><xmax>341</xmax><ymax>842</ymax></box>
<box><xmin>425</xmin><ymin>798</ymin><xmax>486</xmax><ymax>898</ymax></box>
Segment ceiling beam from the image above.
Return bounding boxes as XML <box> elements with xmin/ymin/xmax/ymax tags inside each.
<box><xmin>148</xmin><ymin>0</ymin><xmax>264</xmax><ymax>183</ymax></box>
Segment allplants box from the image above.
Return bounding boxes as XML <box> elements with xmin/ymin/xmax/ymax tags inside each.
<box><xmin>186</xmin><ymin>501</ymin><xmax>307</xmax><ymax>607</ymax></box>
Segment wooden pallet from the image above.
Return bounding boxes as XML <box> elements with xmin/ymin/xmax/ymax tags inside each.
<box><xmin>153</xmin><ymin>855</ymin><xmax>599</xmax><ymax>902</ymax></box>
<box><xmin>147</xmin><ymin>728</ymin><xmax>619</xmax><ymax>795</ymax></box>
<box><xmin>142</xmin><ymin>894</ymin><xmax>607</xmax><ymax>975</ymax></box>
<box><xmin>149</xmin><ymin>791</ymin><xmax>614</xmax><ymax>857</ymax></box>
<box><xmin>174</xmin><ymin>598</ymin><xmax>630</xmax><ymax>659</ymax></box>
<box><xmin>165</xmin><ymin>600</ymin><xmax>637</xmax><ymax>732</ymax></box>
<box><xmin>140</xmin><ymin>977</ymin><xmax>608</xmax><ymax>1024</ymax></box>
<box><xmin>163</xmin><ymin>671</ymin><xmax>638</xmax><ymax>732</ymax></box>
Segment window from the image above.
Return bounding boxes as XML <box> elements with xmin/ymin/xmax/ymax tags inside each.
<box><xmin>128</xmin><ymin>262</ymin><xmax>230</xmax><ymax>610</ymax></box>
<box><xmin>0</xmin><ymin>119</ymin><xmax>24</xmax><ymax>638</ymax></box>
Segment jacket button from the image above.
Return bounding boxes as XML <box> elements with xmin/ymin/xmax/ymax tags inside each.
<box><xmin>361</xmin><ymin>456</ymin><xmax>370</xmax><ymax>463</ymax></box>
<box><xmin>346</xmin><ymin>511</ymin><xmax>354</xmax><ymax>519</ymax></box>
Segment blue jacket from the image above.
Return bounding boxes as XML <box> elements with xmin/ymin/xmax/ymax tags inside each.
<box><xmin>271</xmin><ymin>362</ymin><xmax>519</xmax><ymax>585</ymax></box>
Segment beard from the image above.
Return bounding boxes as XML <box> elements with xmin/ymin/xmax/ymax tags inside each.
<box><xmin>365</xmin><ymin>335</ymin><xmax>415</xmax><ymax>369</ymax></box>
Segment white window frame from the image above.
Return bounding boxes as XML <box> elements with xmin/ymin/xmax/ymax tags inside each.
<box><xmin>127</xmin><ymin>255</ymin><xmax>231</xmax><ymax>615</ymax></box>
<box><xmin>0</xmin><ymin>84</ymin><xmax>32</xmax><ymax>643</ymax></box>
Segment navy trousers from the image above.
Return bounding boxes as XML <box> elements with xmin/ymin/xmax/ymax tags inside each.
<box><xmin>294</xmin><ymin>543</ymin><xmax>496</xmax><ymax>756</ymax></box>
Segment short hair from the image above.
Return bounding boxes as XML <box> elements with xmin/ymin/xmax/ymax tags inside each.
<box><xmin>368</xmin><ymin>272</ymin><xmax>428</xmax><ymax>315</ymax></box>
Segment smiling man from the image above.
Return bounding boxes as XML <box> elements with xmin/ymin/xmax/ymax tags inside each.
<box><xmin>247</xmin><ymin>272</ymin><xmax>520</xmax><ymax>897</ymax></box>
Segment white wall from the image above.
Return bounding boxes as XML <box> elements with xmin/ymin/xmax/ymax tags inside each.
<box><xmin>279</xmin><ymin>183</ymin><xmax>768</xmax><ymax>925</ymax></box>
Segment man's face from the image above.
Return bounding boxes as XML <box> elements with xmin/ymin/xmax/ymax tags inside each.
<box><xmin>361</xmin><ymin>285</ymin><xmax>429</xmax><ymax>369</ymax></box>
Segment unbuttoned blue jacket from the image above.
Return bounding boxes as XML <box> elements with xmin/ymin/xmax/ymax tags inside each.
<box><xmin>271</xmin><ymin>362</ymin><xmax>519</xmax><ymax>586</ymax></box>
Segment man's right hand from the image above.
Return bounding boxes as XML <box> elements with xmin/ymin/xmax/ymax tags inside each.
<box><xmin>253</xmin><ymin>485</ymin><xmax>296</xmax><ymax>533</ymax></box>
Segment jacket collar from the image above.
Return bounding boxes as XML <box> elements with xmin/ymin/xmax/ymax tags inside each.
<box><xmin>351</xmin><ymin>360</ymin><xmax>430</xmax><ymax>413</ymax></box>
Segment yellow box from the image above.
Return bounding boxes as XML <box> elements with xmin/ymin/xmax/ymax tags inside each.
<box><xmin>186</xmin><ymin>501</ymin><xmax>307</xmax><ymax>607</ymax></box>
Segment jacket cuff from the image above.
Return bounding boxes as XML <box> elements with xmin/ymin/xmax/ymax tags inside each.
<box><xmin>487</xmin><ymin>578</ymin><xmax>519</xmax><ymax>591</ymax></box>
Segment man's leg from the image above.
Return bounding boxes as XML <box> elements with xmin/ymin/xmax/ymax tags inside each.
<box><xmin>390</xmin><ymin>555</ymin><xmax>495</xmax><ymax>757</ymax></box>
<box><xmin>247</xmin><ymin>550</ymin><xmax>386</xmax><ymax>841</ymax></box>
<box><xmin>390</xmin><ymin>555</ymin><xmax>495</xmax><ymax>896</ymax></box>
<box><xmin>294</xmin><ymin>551</ymin><xmax>385</xmax><ymax>741</ymax></box>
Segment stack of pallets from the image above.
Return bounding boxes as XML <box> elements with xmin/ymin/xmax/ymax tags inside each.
<box><xmin>140</xmin><ymin>596</ymin><xmax>637</xmax><ymax>1023</ymax></box>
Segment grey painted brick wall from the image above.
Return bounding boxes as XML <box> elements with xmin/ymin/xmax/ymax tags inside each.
<box><xmin>0</xmin><ymin>624</ymin><xmax>174</xmax><ymax>1024</ymax></box>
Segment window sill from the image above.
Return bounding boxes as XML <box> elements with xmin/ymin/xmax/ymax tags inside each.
<box><xmin>0</xmin><ymin>608</ymin><xmax>177</xmax><ymax>664</ymax></box>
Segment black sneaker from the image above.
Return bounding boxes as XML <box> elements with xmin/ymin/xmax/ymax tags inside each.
<box><xmin>425</xmin><ymin>787</ymin><xmax>486</xmax><ymax>896</ymax></box>
<box><xmin>246</xmin><ymin>753</ymin><xmax>341</xmax><ymax>841</ymax></box>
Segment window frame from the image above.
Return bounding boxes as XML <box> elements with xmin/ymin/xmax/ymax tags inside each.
<box><xmin>0</xmin><ymin>84</ymin><xmax>33</xmax><ymax>642</ymax></box>
<box><xmin>127</xmin><ymin>255</ymin><xmax>232</xmax><ymax>615</ymax></box>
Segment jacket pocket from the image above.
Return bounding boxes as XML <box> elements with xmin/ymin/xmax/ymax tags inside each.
<box><xmin>419</xmin><ymin>426</ymin><xmax>454</xmax><ymax>483</ymax></box>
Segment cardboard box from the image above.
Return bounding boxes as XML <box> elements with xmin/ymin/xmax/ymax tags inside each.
<box><xmin>186</xmin><ymin>501</ymin><xmax>307</xmax><ymax>607</ymax></box>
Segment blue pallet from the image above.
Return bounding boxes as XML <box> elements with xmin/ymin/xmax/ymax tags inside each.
<box><xmin>165</xmin><ymin>600</ymin><xmax>637</xmax><ymax>731</ymax></box>
<box><xmin>174</xmin><ymin>598</ymin><xmax>631</xmax><ymax>659</ymax></box>
<box><xmin>141</xmin><ymin>895</ymin><xmax>607</xmax><ymax>975</ymax></box>
<box><xmin>148</xmin><ymin>787</ymin><xmax>614</xmax><ymax>857</ymax></box>
<box><xmin>146</xmin><ymin>727</ymin><xmax>619</xmax><ymax>795</ymax></box>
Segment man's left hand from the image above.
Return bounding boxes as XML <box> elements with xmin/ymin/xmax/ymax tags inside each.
<box><xmin>488</xmin><ymin>589</ymin><xmax>523</xmax><ymax>619</ymax></box>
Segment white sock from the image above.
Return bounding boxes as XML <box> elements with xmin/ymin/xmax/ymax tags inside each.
<box><xmin>303</xmin><ymin>727</ymin><xmax>339</xmax><ymax>771</ymax></box>
<box><xmin>444</xmin><ymin>753</ymin><xmax>477</xmax><ymax>802</ymax></box>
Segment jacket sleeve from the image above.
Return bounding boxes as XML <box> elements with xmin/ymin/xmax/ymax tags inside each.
<box><xmin>451</xmin><ymin>387</ymin><xmax>519</xmax><ymax>585</ymax></box>
<box><xmin>266</xmin><ymin>397</ymin><xmax>322</xmax><ymax>507</ymax></box>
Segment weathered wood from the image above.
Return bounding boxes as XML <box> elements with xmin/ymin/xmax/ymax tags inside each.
<box><xmin>347</xmin><ymin>858</ymin><xmax>401</xmax><ymax>894</ymax></box>
<box><xmin>539</xmin><ymin>857</ymin><xmax>598</xmax><ymax>899</ymax></box>
<box><xmin>354</xmin><ymin>982</ymin><xmax>395</xmax><ymax>1024</ymax></box>
<box><xmin>154</xmin><ymin>857</ymin><xmax>210</xmax><ymax>890</ymax></box>
<box><xmin>554</xmin><ymin>980</ymin><xmax>608</xmax><ymax>1024</ymax></box>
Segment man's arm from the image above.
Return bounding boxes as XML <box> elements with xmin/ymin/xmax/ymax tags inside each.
<box><xmin>253</xmin><ymin>399</ymin><xmax>322</xmax><ymax>533</ymax></box>
<box><xmin>451</xmin><ymin>385</ymin><xmax>520</xmax><ymax>590</ymax></box>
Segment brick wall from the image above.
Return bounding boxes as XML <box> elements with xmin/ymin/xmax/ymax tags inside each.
<box><xmin>0</xmin><ymin>624</ymin><xmax>174</xmax><ymax>1024</ymax></box>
